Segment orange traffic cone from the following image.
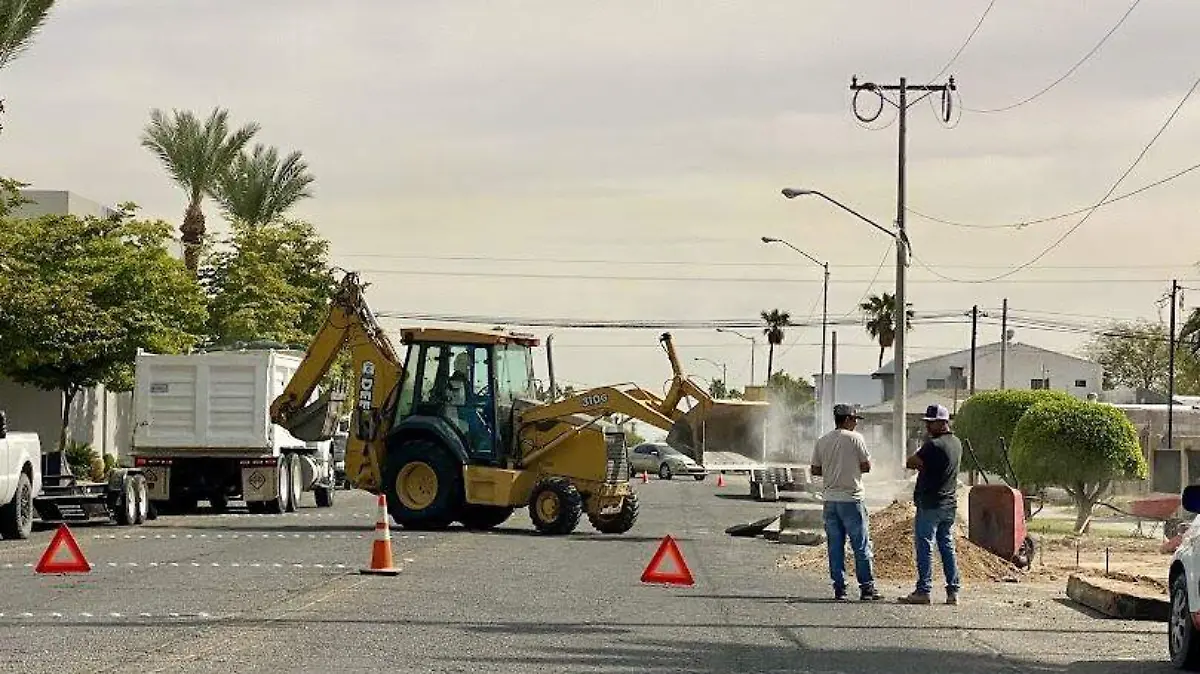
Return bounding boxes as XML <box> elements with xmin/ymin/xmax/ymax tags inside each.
<box><xmin>716</xmin><ymin>473</ymin><xmax>726</xmax><ymax>487</ymax></box>
<box><xmin>360</xmin><ymin>493</ymin><xmax>401</xmax><ymax>576</ymax></box>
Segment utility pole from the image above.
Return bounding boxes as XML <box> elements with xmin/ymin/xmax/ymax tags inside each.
<box><xmin>830</xmin><ymin>331</ymin><xmax>838</xmax><ymax>416</ymax></box>
<box><xmin>969</xmin><ymin>305</ymin><xmax>978</xmax><ymax>395</ymax></box>
<box><xmin>1169</xmin><ymin>279</ymin><xmax>1179</xmax><ymax>457</ymax></box>
<box><xmin>850</xmin><ymin>74</ymin><xmax>957</xmax><ymax>466</ymax></box>
<box><xmin>1000</xmin><ymin>298</ymin><xmax>1008</xmax><ymax>389</ymax></box>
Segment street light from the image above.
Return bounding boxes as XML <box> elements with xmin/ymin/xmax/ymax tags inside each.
<box><xmin>781</xmin><ymin>186</ymin><xmax>911</xmax><ymax>468</ymax></box>
<box><xmin>761</xmin><ymin>236</ymin><xmax>830</xmax><ymax>436</ymax></box>
<box><xmin>693</xmin><ymin>356</ymin><xmax>728</xmax><ymax>387</ymax></box>
<box><xmin>715</xmin><ymin>328</ymin><xmax>756</xmax><ymax>385</ymax></box>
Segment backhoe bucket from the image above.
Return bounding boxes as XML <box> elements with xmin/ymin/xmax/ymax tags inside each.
<box><xmin>666</xmin><ymin>399</ymin><xmax>769</xmax><ymax>466</ymax></box>
<box><xmin>281</xmin><ymin>388</ymin><xmax>347</xmax><ymax>442</ymax></box>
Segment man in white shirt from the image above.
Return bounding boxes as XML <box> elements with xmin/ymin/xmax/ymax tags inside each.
<box><xmin>811</xmin><ymin>404</ymin><xmax>881</xmax><ymax>601</ymax></box>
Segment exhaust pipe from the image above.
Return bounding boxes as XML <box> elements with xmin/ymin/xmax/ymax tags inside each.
<box><xmin>546</xmin><ymin>333</ymin><xmax>557</xmax><ymax>401</ymax></box>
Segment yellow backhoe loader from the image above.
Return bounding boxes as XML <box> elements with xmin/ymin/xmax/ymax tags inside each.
<box><xmin>269</xmin><ymin>271</ymin><xmax>768</xmax><ymax>535</ymax></box>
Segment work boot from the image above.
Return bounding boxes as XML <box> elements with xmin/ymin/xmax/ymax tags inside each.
<box><xmin>898</xmin><ymin>591</ymin><xmax>931</xmax><ymax>605</ymax></box>
<box><xmin>833</xmin><ymin>589</ymin><xmax>848</xmax><ymax>602</ymax></box>
<box><xmin>860</xmin><ymin>587</ymin><xmax>883</xmax><ymax>602</ymax></box>
<box><xmin>946</xmin><ymin>590</ymin><xmax>959</xmax><ymax>606</ymax></box>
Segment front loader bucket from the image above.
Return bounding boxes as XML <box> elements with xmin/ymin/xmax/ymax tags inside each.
<box><xmin>281</xmin><ymin>388</ymin><xmax>347</xmax><ymax>442</ymax></box>
<box><xmin>666</xmin><ymin>399</ymin><xmax>769</xmax><ymax>466</ymax></box>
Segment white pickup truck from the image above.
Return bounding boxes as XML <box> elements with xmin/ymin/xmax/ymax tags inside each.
<box><xmin>0</xmin><ymin>411</ymin><xmax>42</xmax><ymax>540</ymax></box>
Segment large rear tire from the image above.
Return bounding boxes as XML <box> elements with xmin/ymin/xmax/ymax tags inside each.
<box><xmin>587</xmin><ymin>492</ymin><xmax>639</xmax><ymax>534</ymax></box>
<box><xmin>528</xmin><ymin>477</ymin><xmax>583</xmax><ymax>535</ymax></box>
<box><xmin>115</xmin><ymin>474</ymin><xmax>138</xmax><ymax>526</ymax></box>
<box><xmin>0</xmin><ymin>472</ymin><xmax>33</xmax><ymax>540</ymax></box>
<box><xmin>383</xmin><ymin>438</ymin><xmax>464</xmax><ymax>530</ymax></box>
<box><xmin>266</xmin><ymin>457</ymin><xmax>289</xmax><ymax>515</ymax></box>
<box><xmin>132</xmin><ymin>475</ymin><xmax>149</xmax><ymax>524</ymax></box>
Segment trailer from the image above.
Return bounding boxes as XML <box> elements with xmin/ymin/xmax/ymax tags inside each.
<box><xmin>0</xmin><ymin>411</ymin><xmax>146</xmax><ymax>540</ymax></box>
<box><xmin>130</xmin><ymin>349</ymin><xmax>339</xmax><ymax>515</ymax></box>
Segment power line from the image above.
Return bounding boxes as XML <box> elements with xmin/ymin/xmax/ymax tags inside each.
<box><xmin>963</xmin><ymin>0</ymin><xmax>1144</xmax><ymax>114</ymax></box>
<box><xmin>909</xmin><ymin>72</ymin><xmax>1200</xmax><ymax>284</ymax></box>
<box><xmin>907</xmin><ymin>160</ymin><xmax>1200</xmax><ymax>231</ymax></box>
<box><xmin>928</xmin><ymin>0</ymin><xmax>999</xmax><ymax>81</ymax></box>
<box><xmin>338</xmin><ymin>250</ymin><xmax>1200</xmax><ymax>271</ymax></box>
<box><xmin>357</xmin><ymin>267</ymin><xmax>1200</xmax><ymax>285</ymax></box>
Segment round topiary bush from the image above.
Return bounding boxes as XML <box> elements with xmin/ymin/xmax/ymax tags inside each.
<box><xmin>1010</xmin><ymin>399</ymin><xmax>1147</xmax><ymax>533</ymax></box>
<box><xmin>953</xmin><ymin>389</ymin><xmax>1076</xmax><ymax>476</ymax></box>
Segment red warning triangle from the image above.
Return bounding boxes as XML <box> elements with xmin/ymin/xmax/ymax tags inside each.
<box><xmin>35</xmin><ymin>524</ymin><xmax>91</xmax><ymax>574</ymax></box>
<box><xmin>640</xmin><ymin>535</ymin><xmax>694</xmax><ymax>586</ymax></box>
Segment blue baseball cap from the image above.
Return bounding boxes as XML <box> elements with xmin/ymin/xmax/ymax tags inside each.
<box><xmin>922</xmin><ymin>404</ymin><xmax>950</xmax><ymax>421</ymax></box>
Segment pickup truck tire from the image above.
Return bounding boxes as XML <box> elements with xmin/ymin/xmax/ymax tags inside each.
<box><xmin>0</xmin><ymin>472</ymin><xmax>33</xmax><ymax>540</ymax></box>
<box><xmin>384</xmin><ymin>438</ymin><xmax>463</xmax><ymax>530</ymax></box>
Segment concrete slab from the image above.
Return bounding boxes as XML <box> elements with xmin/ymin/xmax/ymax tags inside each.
<box><xmin>1065</xmin><ymin>574</ymin><xmax>1170</xmax><ymax>622</ymax></box>
<box><xmin>780</xmin><ymin>503</ymin><xmax>824</xmax><ymax>531</ymax></box>
<box><xmin>778</xmin><ymin>530</ymin><xmax>824</xmax><ymax>546</ymax></box>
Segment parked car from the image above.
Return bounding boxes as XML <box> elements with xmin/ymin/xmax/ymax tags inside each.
<box><xmin>1169</xmin><ymin>485</ymin><xmax>1200</xmax><ymax>669</ymax></box>
<box><xmin>629</xmin><ymin>442</ymin><xmax>706</xmax><ymax>481</ymax></box>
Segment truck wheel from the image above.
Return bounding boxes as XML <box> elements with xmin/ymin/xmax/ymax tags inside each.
<box><xmin>587</xmin><ymin>492</ymin><xmax>639</xmax><ymax>534</ymax></box>
<box><xmin>267</xmin><ymin>458</ymin><xmax>290</xmax><ymax>515</ymax></box>
<box><xmin>383</xmin><ymin>438</ymin><xmax>463</xmax><ymax>530</ymax></box>
<box><xmin>115</xmin><ymin>474</ymin><xmax>138</xmax><ymax>526</ymax></box>
<box><xmin>458</xmin><ymin>504</ymin><xmax>513</xmax><ymax>530</ymax></box>
<box><xmin>209</xmin><ymin>493</ymin><xmax>229</xmax><ymax>513</ymax></box>
<box><xmin>314</xmin><ymin>484</ymin><xmax>335</xmax><ymax>508</ymax></box>
<box><xmin>133</xmin><ymin>475</ymin><xmax>149</xmax><ymax>524</ymax></box>
<box><xmin>0</xmin><ymin>472</ymin><xmax>34</xmax><ymax>540</ymax></box>
<box><xmin>528</xmin><ymin>477</ymin><xmax>582</xmax><ymax>535</ymax></box>
<box><xmin>286</xmin><ymin>453</ymin><xmax>303</xmax><ymax>511</ymax></box>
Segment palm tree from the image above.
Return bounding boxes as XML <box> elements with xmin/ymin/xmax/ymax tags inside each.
<box><xmin>140</xmin><ymin>107</ymin><xmax>260</xmax><ymax>273</ymax></box>
<box><xmin>0</xmin><ymin>0</ymin><xmax>56</xmax><ymax>132</ymax></box>
<box><xmin>214</xmin><ymin>143</ymin><xmax>315</xmax><ymax>227</ymax></box>
<box><xmin>860</xmin><ymin>292</ymin><xmax>915</xmax><ymax>368</ymax></box>
<box><xmin>761</xmin><ymin>308</ymin><xmax>791</xmax><ymax>380</ymax></box>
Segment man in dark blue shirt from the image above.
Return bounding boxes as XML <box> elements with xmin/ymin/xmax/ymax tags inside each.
<box><xmin>899</xmin><ymin>404</ymin><xmax>962</xmax><ymax>605</ymax></box>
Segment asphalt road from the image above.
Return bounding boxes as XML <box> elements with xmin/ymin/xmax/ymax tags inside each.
<box><xmin>0</xmin><ymin>475</ymin><xmax>1175</xmax><ymax>674</ymax></box>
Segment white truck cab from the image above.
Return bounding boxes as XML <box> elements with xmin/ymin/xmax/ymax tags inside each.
<box><xmin>0</xmin><ymin>411</ymin><xmax>42</xmax><ymax>540</ymax></box>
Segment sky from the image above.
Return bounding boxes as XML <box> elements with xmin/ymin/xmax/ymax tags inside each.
<box><xmin>2</xmin><ymin>0</ymin><xmax>1199</xmax><ymax>396</ymax></box>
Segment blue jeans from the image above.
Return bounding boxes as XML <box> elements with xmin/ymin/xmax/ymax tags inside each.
<box><xmin>822</xmin><ymin>500</ymin><xmax>875</xmax><ymax>593</ymax></box>
<box><xmin>914</xmin><ymin>506</ymin><xmax>961</xmax><ymax>594</ymax></box>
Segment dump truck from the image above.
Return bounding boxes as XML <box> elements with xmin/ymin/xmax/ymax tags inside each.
<box><xmin>0</xmin><ymin>411</ymin><xmax>148</xmax><ymax>539</ymax></box>
<box><xmin>269</xmin><ymin>271</ymin><xmax>768</xmax><ymax>535</ymax></box>
<box><xmin>130</xmin><ymin>349</ymin><xmax>339</xmax><ymax>515</ymax></box>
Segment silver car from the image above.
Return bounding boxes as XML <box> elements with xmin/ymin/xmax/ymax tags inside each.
<box><xmin>629</xmin><ymin>442</ymin><xmax>706</xmax><ymax>481</ymax></box>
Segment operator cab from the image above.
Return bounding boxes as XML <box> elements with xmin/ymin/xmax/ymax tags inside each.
<box><xmin>392</xmin><ymin>328</ymin><xmax>540</xmax><ymax>465</ymax></box>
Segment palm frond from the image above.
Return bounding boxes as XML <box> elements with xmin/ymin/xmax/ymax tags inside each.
<box><xmin>214</xmin><ymin>143</ymin><xmax>314</xmax><ymax>226</ymax></box>
<box><xmin>0</xmin><ymin>0</ymin><xmax>55</xmax><ymax>70</ymax></box>
<box><xmin>140</xmin><ymin>107</ymin><xmax>259</xmax><ymax>202</ymax></box>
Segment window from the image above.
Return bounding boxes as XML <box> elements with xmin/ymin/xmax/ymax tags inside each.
<box><xmin>926</xmin><ymin>378</ymin><xmax>946</xmax><ymax>389</ymax></box>
<box><xmin>949</xmin><ymin>367</ymin><xmax>964</xmax><ymax>379</ymax></box>
<box><xmin>1074</xmin><ymin>379</ymin><xmax>1087</xmax><ymax>388</ymax></box>
<box><xmin>1031</xmin><ymin>378</ymin><xmax>1050</xmax><ymax>390</ymax></box>
<box><xmin>494</xmin><ymin>344</ymin><xmax>535</xmax><ymax>401</ymax></box>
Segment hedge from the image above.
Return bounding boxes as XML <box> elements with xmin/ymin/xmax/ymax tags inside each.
<box><xmin>953</xmin><ymin>389</ymin><xmax>1075</xmax><ymax>476</ymax></box>
<box><xmin>1010</xmin><ymin>399</ymin><xmax>1147</xmax><ymax>490</ymax></box>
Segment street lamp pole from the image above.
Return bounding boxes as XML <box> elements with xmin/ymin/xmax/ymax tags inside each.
<box><xmin>760</xmin><ymin>236</ymin><xmax>829</xmax><ymax>435</ymax></box>
<box><xmin>716</xmin><ymin>328</ymin><xmax>756</xmax><ymax>385</ymax></box>
<box><xmin>781</xmin><ymin>187</ymin><xmax>910</xmax><ymax>469</ymax></box>
<box><xmin>694</xmin><ymin>357</ymin><xmax>727</xmax><ymax>387</ymax></box>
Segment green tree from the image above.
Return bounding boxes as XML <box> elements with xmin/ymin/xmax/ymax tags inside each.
<box><xmin>0</xmin><ymin>0</ymin><xmax>56</xmax><ymax>133</ymax></box>
<box><xmin>860</xmin><ymin>292</ymin><xmax>915</xmax><ymax>368</ymax></box>
<box><xmin>707</xmin><ymin>378</ymin><xmax>728</xmax><ymax>399</ymax></box>
<box><xmin>1011</xmin><ymin>399</ymin><xmax>1147</xmax><ymax>534</ymax></box>
<box><xmin>0</xmin><ymin>204</ymin><xmax>207</xmax><ymax>451</ymax></box>
<box><xmin>760</xmin><ymin>308</ymin><xmax>790</xmax><ymax>380</ymax></box>
<box><xmin>201</xmin><ymin>219</ymin><xmax>336</xmax><ymax>347</ymax></box>
<box><xmin>214</xmin><ymin>143</ymin><xmax>315</xmax><ymax>227</ymax></box>
<box><xmin>140</xmin><ymin>107</ymin><xmax>260</xmax><ymax>274</ymax></box>
<box><xmin>953</xmin><ymin>389</ymin><xmax>1076</xmax><ymax>477</ymax></box>
<box><xmin>1082</xmin><ymin>320</ymin><xmax>1171</xmax><ymax>391</ymax></box>
<box><xmin>766</xmin><ymin>370</ymin><xmax>815</xmax><ymax>423</ymax></box>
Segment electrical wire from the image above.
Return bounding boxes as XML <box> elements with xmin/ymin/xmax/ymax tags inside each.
<box><xmin>907</xmin><ymin>160</ymin><xmax>1200</xmax><ymax>231</ymax></box>
<box><xmin>906</xmin><ymin>72</ymin><xmax>1200</xmax><ymax>284</ymax></box>
<box><xmin>963</xmin><ymin>0</ymin><xmax>1144</xmax><ymax>114</ymax></box>
<box><xmin>928</xmin><ymin>0</ymin><xmax>999</xmax><ymax>81</ymax></box>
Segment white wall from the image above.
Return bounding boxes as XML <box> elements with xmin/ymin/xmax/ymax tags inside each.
<box><xmin>0</xmin><ymin>379</ymin><xmax>132</xmax><ymax>458</ymax></box>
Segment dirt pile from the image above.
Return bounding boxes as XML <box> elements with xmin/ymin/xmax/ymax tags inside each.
<box><xmin>780</xmin><ymin>501</ymin><xmax>1020</xmax><ymax>581</ymax></box>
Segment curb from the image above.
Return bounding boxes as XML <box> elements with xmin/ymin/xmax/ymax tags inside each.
<box><xmin>1065</xmin><ymin>574</ymin><xmax>1170</xmax><ymax>622</ymax></box>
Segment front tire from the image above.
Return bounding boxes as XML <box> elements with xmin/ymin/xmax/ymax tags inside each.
<box><xmin>383</xmin><ymin>438</ymin><xmax>464</xmax><ymax>530</ymax></box>
<box><xmin>0</xmin><ymin>472</ymin><xmax>33</xmax><ymax>540</ymax></box>
<box><xmin>529</xmin><ymin>477</ymin><xmax>583</xmax><ymax>535</ymax></box>
<box><xmin>658</xmin><ymin>463</ymin><xmax>673</xmax><ymax>480</ymax></box>
<box><xmin>587</xmin><ymin>492</ymin><xmax>639</xmax><ymax>534</ymax></box>
<box><xmin>1172</xmin><ymin>573</ymin><xmax>1200</xmax><ymax>669</ymax></box>
<box><xmin>693</xmin><ymin>473</ymin><xmax>707</xmax><ymax>482</ymax></box>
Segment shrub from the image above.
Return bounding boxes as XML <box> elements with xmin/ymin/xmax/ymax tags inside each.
<box><xmin>1011</xmin><ymin>399</ymin><xmax>1147</xmax><ymax>534</ymax></box>
<box><xmin>954</xmin><ymin>389</ymin><xmax>1076</xmax><ymax>477</ymax></box>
